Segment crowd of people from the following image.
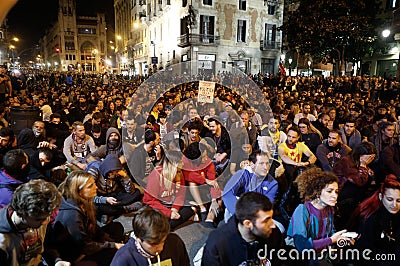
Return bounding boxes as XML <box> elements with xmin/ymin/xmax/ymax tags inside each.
<box><xmin>0</xmin><ymin>64</ymin><xmax>400</xmax><ymax>265</ymax></box>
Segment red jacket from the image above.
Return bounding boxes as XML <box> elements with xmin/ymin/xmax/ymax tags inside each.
<box><xmin>143</xmin><ymin>166</ymin><xmax>186</xmax><ymax>218</ymax></box>
<box><xmin>182</xmin><ymin>158</ymin><xmax>221</xmax><ymax>199</ymax></box>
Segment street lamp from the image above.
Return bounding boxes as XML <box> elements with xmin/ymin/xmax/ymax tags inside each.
<box><xmin>382</xmin><ymin>29</ymin><xmax>391</xmax><ymax>38</ymax></box>
<box><xmin>307</xmin><ymin>60</ymin><xmax>312</xmax><ymax>76</ymax></box>
<box><xmin>288</xmin><ymin>58</ymin><xmax>293</xmax><ymax>76</ymax></box>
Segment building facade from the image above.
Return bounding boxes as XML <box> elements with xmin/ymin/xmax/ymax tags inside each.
<box><xmin>39</xmin><ymin>0</ymin><xmax>108</xmax><ymax>73</ymax></box>
<box><xmin>115</xmin><ymin>0</ymin><xmax>284</xmax><ymax>76</ymax></box>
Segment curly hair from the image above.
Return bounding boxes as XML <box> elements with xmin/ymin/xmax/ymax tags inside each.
<box><xmin>11</xmin><ymin>179</ymin><xmax>61</xmax><ymax>217</ymax></box>
<box><xmin>295</xmin><ymin>167</ymin><xmax>339</xmax><ymax>201</ymax></box>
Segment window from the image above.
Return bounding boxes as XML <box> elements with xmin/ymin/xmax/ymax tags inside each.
<box><xmin>65</xmin><ymin>42</ymin><xmax>75</xmax><ymax>51</ymax></box>
<box><xmin>200</xmin><ymin>15</ymin><xmax>215</xmax><ymax>43</ymax></box>
<box><xmin>182</xmin><ymin>0</ymin><xmax>187</xmax><ymax>7</ymax></box>
<box><xmin>261</xmin><ymin>58</ymin><xmax>275</xmax><ymax>74</ymax></box>
<box><xmin>239</xmin><ymin>0</ymin><xmax>246</xmax><ymax>10</ymax></box>
<box><xmin>0</xmin><ymin>31</ymin><xmax>3</xmax><ymax>39</ymax></box>
<box><xmin>78</xmin><ymin>28</ymin><xmax>96</xmax><ymax>34</ymax></box>
<box><xmin>237</xmin><ymin>20</ymin><xmax>246</xmax><ymax>42</ymax></box>
<box><xmin>268</xmin><ymin>2</ymin><xmax>276</xmax><ymax>15</ymax></box>
<box><xmin>265</xmin><ymin>23</ymin><xmax>276</xmax><ymax>48</ymax></box>
<box><xmin>65</xmin><ymin>55</ymin><xmax>69</xmax><ymax>60</ymax></box>
<box><xmin>72</xmin><ymin>55</ymin><xmax>76</xmax><ymax>60</ymax></box>
<box><xmin>203</xmin><ymin>0</ymin><xmax>212</xmax><ymax>6</ymax></box>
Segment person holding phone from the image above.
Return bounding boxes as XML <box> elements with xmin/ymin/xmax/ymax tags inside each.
<box><xmin>286</xmin><ymin>168</ymin><xmax>354</xmax><ymax>265</ymax></box>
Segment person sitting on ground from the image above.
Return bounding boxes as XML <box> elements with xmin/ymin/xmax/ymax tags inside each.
<box><xmin>286</xmin><ymin>168</ymin><xmax>354</xmax><ymax>265</ymax></box>
<box><xmin>223</xmin><ymin>150</ymin><xmax>279</xmax><ymax>221</ymax></box>
<box><xmin>0</xmin><ymin>149</ymin><xmax>30</xmax><ymax>208</ymax></box>
<box><xmin>333</xmin><ymin>141</ymin><xmax>377</xmax><ymax>229</ymax></box>
<box><xmin>0</xmin><ymin>179</ymin><xmax>70</xmax><ymax>266</ymax></box>
<box><xmin>111</xmin><ymin>207</ymin><xmax>190</xmax><ymax>266</ymax></box>
<box><xmin>86</xmin><ymin>127</ymin><xmax>124</xmax><ymax>163</ymax></box>
<box><xmin>182</xmin><ymin>141</ymin><xmax>222</xmax><ymax>228</ymax></box>
<box><xmin>316</xmin><ymin>129</ymin><xmax>351</xmax><ymax>172</ymax></box>
<box><xmin>0</xmin><ymin>127</ymin><xmax>14</xmax><ymax>168</ymax></box>
<box><xmin>350</xmin><ymin>175</ymin><xmax>400</xmax><ymax>265</ymax></box>
<box><xmin>53</xmin><ymin>170</ymin><xmax>124</xmax><ymax>266</ymax></box>
<box><xmin>202</xmin><ymin>192</ymin><xmax>282</xmax><ymax>265</ymax></box>
<box><xmin>339</xmin><ymin>118</ymin><xmax>362</xmax><ymax>150</ymax></box>
<box><xmin>143</xmin><ymin>148</ymin><xmax>194</xmax><ymax>230</ymax></box>
<box><xmin>87</xmin><ymin>154</ymin><xmax>143</xmax><ymax>223</ymax></box>
<box><xmin>63</xmin><ymin>121</ymin><xmax>97</xmax><ymax>170</ymax></box>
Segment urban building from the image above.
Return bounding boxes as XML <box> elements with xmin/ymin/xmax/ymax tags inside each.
<box><xmin>115</xmin><ymin>0</ymin><xmax>284</xmax><ymax>76</ymax></box>
<box><xmin>362</xmin><ymin>0</ymin><xmax>400</xmax><ymax>78</ymax></box>
<box><xmin>39</xmin><ymin>0</ymin><xmax>108</xmax><ymax>72</ymax></box>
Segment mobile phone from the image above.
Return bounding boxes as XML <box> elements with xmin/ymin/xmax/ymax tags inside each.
<box><xmin>342</xmin><ymin>232</ymin><xmax>359</xmax><ymax>238</ymax></box>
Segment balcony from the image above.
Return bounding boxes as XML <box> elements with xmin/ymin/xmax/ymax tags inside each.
<box><xmin>260</xmin><ymin>40</ymin><xmax>280</xmax><ymax>50</ymax></box>
<box><xmin>177</xmin><ymin>33</ymin><xmax>220</xmax><ymax>48</ymax></box>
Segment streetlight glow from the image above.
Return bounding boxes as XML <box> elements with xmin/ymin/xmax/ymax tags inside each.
<box><xmin>382</xmin><ymin>29</ymin><xmax>391</xmax><ymax>38</ymax></box>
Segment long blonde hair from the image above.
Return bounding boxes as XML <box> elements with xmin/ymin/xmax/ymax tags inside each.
<box><xmin>59</xmin><ymin>170</ymin><xmax>97</xmax><ymax>234</ymax></box>
<box><xmin>162</xmin><ymin>150</ymin><xmax>182</xmax><ymax>191</ymax></box>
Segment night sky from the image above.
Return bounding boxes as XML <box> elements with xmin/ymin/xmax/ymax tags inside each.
<box><xmin>7</xmin><ymin>0</ymin><xmax>114</xmax><ymax>52</ymax></box>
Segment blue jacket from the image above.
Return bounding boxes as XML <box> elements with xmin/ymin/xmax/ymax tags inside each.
<box><xmin>0</xmin><ymin>170</ymin><xmax>24</xmax><ymax>208</ymax></box>
<box><xmin>222</xmin><ymin>169</ymin><xmax>278</xmax><ymax>215</ymax></box>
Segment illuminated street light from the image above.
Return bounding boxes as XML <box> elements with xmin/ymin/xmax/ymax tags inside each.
<box><xmin>307</xmin><ymin>60</ymin><xmax>312</xmax><ymax>77</ymax></box>
<box><xmin>382</xmin><ymin>29</ymin><xmax>391</xmax><ymax>38</ymax></box>
<box><xmin>12</xmin><ymin>37</ymin><xmax>19</xmax><ymax>42</ymax></box>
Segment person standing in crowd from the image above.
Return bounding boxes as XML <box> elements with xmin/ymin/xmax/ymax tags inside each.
<box><xmin>0</xmin><ymin>179</ymin><xmax>70</xmax><ymax>266</ymax></box>
<box><xmin>63</xmin><ymin>121</ymin><xmax>97</xmax><ymax>170</ymax></box>
<box><xmin>286</xmin><ymin>168</ymin><xmax>354</xmax><ymax>265</ymax></box>
<box><xmin>54</xmin><ymin>171</ymin><xmax>124</xmax><ymax>266</ymax></box>
<box><xmin>111</xmin><ymin>207</ymin><xmax>190</xmax><ymax>266</ymax></box>
<box><xmin>202</xmin><ymin>192</ymin><xmax>282</xmax><ymax>265</ymax></box>
<box><xmin>0</xmin><ymin>65</ymin><xmax>12</xmax><ymax>102</ymax></box>
<box><xmin>316</xmin><ymin>129</ymin><xmax>351</xmax><ymax>171</ymax></box>
<box><xmin>351</xmin><ymin>175</ymin><xmax>400</xmax><ymax>266</ymax></box>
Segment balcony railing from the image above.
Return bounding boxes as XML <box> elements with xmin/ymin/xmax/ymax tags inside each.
<box><xmin>260</xmin><ymin>40</ymin><xmax>280</xmax><ymax>50</ymax></box>
<box><xmin>178</xmin><ymin>33</ymin><xmax>220</xmax><ymax>47</ymax></box>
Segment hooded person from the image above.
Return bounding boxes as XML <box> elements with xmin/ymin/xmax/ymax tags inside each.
<box><xmin>86</xmin><ymin>127</ymin><xmax>123</xmax><ymax>163</ymax></box>
<box><xmin>87</xmin><ymin>154</ymin><xmax>143</xmax><ymax>221</ymax></box>
<box><xmin>17</xmin><ymin>128</ymin><xmax>37</xmax><ymax>157</ymax></box>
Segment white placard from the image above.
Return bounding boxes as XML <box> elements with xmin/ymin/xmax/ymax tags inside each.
<box><xmin>198</xmin><ymin>80</ymin><xmax>215</xmax><ymax>103</ymax></box>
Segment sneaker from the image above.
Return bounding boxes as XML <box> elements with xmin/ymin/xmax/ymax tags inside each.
<box><xmin>124</xmin><ymin>202</ymin><xmax>145</xmax><ymax>213</ymax></box>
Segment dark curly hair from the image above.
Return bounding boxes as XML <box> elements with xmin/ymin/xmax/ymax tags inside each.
<box><xmin>295</xmin><ymin>167</ymin><xmax>339</xmax><ymax>201</ymax></box>
<box><xmin>11</xmin><ymin>179</ymin><xmax>61</xmax><ymax>217</ymax></box>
